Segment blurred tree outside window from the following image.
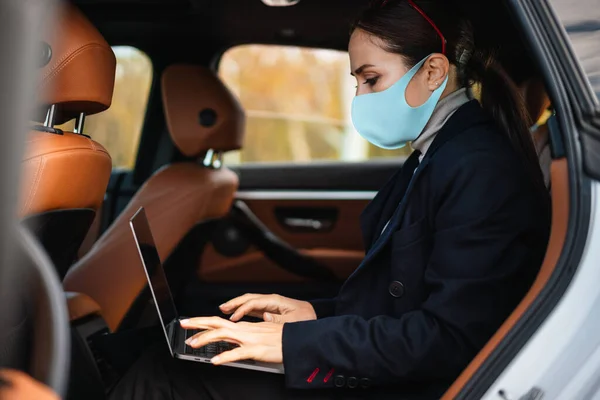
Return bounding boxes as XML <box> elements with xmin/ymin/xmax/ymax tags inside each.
<box><xmin>218</xmin><ymin>44</ymin><xmax>411</xmax><ymax>165</ymax></box>
<box><xmin>58</xmin><ymin>46</ymin><xmax>152</xmax><ymax>170</ymax></box>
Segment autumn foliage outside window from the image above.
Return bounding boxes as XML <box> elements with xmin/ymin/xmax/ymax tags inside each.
<box><xmin>219</xmin><ymin>44</ymin><xmax>410</xmax><ymax>165</ymax></box>
<box><xmin>58</xmin><ymin>46</ymin><xmax>152</xmax><ymax>170</ymax></box>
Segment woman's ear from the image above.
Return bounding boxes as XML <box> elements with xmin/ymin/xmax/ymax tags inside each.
<box><xmin>425</xmin><ymin>54</ymin><xmax>449</xmax><ymax>91</ymax></box>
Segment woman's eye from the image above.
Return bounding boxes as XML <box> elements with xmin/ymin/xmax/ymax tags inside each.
<box><xmin>363</xmin><ymin>77</ymin><xmax>379</xmax><ymax>86</ymax></box>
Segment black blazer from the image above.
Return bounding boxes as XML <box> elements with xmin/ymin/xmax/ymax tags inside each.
<box><xmin>281</xmin><ymin>101</ymin><xmax>551</xmax><ymax>399</ymax></box>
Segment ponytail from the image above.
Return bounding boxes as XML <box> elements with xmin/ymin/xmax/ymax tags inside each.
<box><xmin>465</xmin><ymin>51</ymin><xmax>547</xmax><ymax>195</ymax></box>
<box><xmin>354</xmin><ymin>0</ymin><xmax>548</xmax><ymax>195</ymax></box>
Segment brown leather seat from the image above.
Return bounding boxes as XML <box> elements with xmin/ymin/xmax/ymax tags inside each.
<box><xmin>64</xmin><ymin>64</ymin><xmax>245</xmax><ymax>332</ymax></box>
<box><xmin>520</xmin><ymin>77</ymin><xmax>552</xmax><ymax>188</ymax></box>
<box><xmin>20</xmin><ymin>5</ymin><xmax>115</xmax><ymax>279</ymax></box>
<box><xmin>442</xmin><ymin>156</ymin><xmax>569</xmax><ymax>399</ymax></box>
<box><xmin>65</xmin><ymin>292</ymin><xmax>101</xmax><ymax>323</ymax></box>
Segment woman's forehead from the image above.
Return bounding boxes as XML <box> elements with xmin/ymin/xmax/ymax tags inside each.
<box><xmin>349</xmin><ymin>30</ymin><xmax>402</xmax><ymax>72</ymax></box>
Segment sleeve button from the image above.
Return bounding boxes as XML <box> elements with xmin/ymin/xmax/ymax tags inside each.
<box><xmin>334</xmin><ymin>375</ymin><xmax>346</xmax><ymax>388</ymax></box>
<box><xmin>359</xmin><ymin>378</ymin><xmax>372</xmax><ymax>389</ymax></box>
<box><xmin>347</xmin><ymin>377</ymin><xmax>358</xmax><ymax>389</ymax></box>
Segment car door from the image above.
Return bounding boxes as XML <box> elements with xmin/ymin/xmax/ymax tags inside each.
<box><xmin>90</xmin><ymin>43</ymin><xmax>407</xmax><ymax>311</ymax></box>
<box><xmin>187</xmin><ymin>44</ymin><xmax>408</xmax><ymax>304</ymax></box>
<box><xmin>442</xmin><ymin>0</ymin><xmax>600</xmax><ymax>398</ymax></box>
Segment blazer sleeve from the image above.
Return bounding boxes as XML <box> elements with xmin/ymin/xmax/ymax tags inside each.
<box><xmin>281</xmin><ymin>152</ymin><xmax>547</xmax><ymax>389</ymax></box>
<box><xmin>308</xmin><ymin>298</ymin><xmax>336</xmax><ymax>319</ymax></box>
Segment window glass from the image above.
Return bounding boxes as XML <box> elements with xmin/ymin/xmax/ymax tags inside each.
<box><xmin>58</xmin><ymin>46</ymin><xmax>153</xmax><ymax>169</ymax></box>
<box><xmin>550</xmin><ymin>0</ymin><xmax>600</xmax><ymax>101</ymax></box>
<box><xmin>218</xmin><ymin>44</ymin><xmax>410</xmax><ymax>165</ymax></box>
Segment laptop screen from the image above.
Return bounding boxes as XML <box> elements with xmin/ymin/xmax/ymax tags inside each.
<box><xmin>129</xmin><ymin>207</ymin><xmax>178</xmax><ymax>353</ymax></box>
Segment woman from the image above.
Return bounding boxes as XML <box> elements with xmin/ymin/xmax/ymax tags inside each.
<box><xmin>111</xmin><ymin>0</ymin><xmax>550</xmax><ymax>398</ymax></box>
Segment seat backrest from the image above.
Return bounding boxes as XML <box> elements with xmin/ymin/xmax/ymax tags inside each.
<box><xmin>64</xmin><ymin>65</ymin><xmax>245</xmax><ymax>331</ymax></box>
<box><xmin>20</xmin><ymin>4</ymin><xmax>116</xmax><ymax>279</ymax></box>
<box><xmin>532</xmin><ymin>123</ymin><xmax>551</xmax><ymax>189</ymax></box>
<box><xmin>519</xmin><ymin>77</ymin><xmax>552</xmax><ymax>189</ymax></box>
<box><xmin>442</xmin><ymin>156</ymin><xmax>569</xmax><ymax>399</ymax></box>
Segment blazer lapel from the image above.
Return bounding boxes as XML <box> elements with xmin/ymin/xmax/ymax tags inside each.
<box><xmin>363</xmin><ymin>159</ymin><xmax>430</xmax><ymax>263</ymax></box>
<box><xmin>360</xmin><ymin>150</ymin><xmax>422</xmax><ymax>250</ymax></box>
<box><xmin>372</xmin><ymin>150</ymin><xmax>421</xmax><ymax>244</ymax></box>
<box><xmin>350</xmin><ymin>157</ymin><xmax>431</xmax><ymax>280</ymax></box>
<box><xmin>359</xmin><ymin>168</ymin><xmax>400</xmax><ymax>250</ymax></box>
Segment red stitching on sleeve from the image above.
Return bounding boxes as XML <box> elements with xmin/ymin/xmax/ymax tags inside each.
<box><xmin>307</xmin><ymin>368</ymin><xmax>320</xmax><ymax>383</ymax></box>
<box><xmin>323</xmin><ymin>368</ymin><xmax>335</xmax><ymax>383</ymax></box>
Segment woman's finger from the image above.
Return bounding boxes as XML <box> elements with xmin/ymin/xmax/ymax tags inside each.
<box><xmin>210</xmin><ymin>346</ymin><xmax>252</xmax><ymax>365</ymax></box>
<box><xmin>219</xmin><ymin>293</ymin><xmax>262</xmax><ymax>313</ymax></box>
<box><xmin>229</xmin><ymin>297</ymin><xmax>281</xmax><ymax>322</ymax></box>
<box><xmin>245</xmin><ymin>311</ymin><xmax>266</xmax><ymax>319</ymax></box>
<box><xmin>229</xmin><ymin>298</ymin><xmax>267</xmax><ymax>321</ymax></box>
<box><xmin>263</xmin><ymin>312</ymin><xmax>285</xmax><ymax>324</ymax></box>
<box><xmin>185</xmin><ymin>328</ymin><xmax>240</xmax><ymax>348</ymax></box>
<box><xmin>235</xmin><ymin>321</ymin><xmax>281</xmax><ymax>332</ymax></box>
<box><xmin>180</xmin><ymin>316</ymin><xmax>234</xmax><ymax>330</ymax></box>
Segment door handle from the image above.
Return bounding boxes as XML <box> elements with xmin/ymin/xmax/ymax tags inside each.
<box><xmin>283</xmin><ymin>217</ymin><xmax>332</xmax><ymax>231</ymax></box>
<box><xmin>230</xmin><ymin>201</ymin><xmax>338</xmax><ymax>281</ymax></box>
<box><xmin>275</xmin><ymin>207</ymin><xmax>338</xmax><ymax>233</ymax></box>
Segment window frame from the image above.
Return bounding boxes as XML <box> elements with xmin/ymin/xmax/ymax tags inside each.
<box><xmin>104</xmin><ymin>45</ymin><xmax>154</xmax><ymax>171</ymax></box>
<box><xmin>215</xmin><ymin>43</ymin><xmax>412</xmax><ymax>166</ymax></box>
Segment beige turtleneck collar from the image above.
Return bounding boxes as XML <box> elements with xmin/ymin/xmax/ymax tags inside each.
<box><xmin>411</xmin><ymin>88</ymin><xmax>470</xmax><ymax>161</ymax></box>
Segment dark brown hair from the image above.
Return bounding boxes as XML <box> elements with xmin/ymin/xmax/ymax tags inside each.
<box><xmin>353</xmin><ymin>0</ymin><xmax>546</xmax><ymax>193</ymax></box>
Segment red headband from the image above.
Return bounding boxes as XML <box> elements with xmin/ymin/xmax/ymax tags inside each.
<box><xmin>376</xmin><ymin>0</ymin><xmax>447</xmax><ymax>55</ymax></box>
<box><xmin>407</xmin><ymin>0</ymin><xmax>447</xmax><ymax>55</ymax></box>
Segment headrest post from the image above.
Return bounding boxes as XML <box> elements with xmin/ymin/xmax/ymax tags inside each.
<box><xmin>44</xmin><ymin>104</ymin><xmax>57</xmax><ymax>128</ymax></box>
<box><xmin>202</xmin><ymin>149</ymin><xmax>223</xmax><ymax>169</ymax></box>
<box><xmin>74</xmin><ymin>112</ymin><xmax>86</xmax><ymax>134</ymax></box>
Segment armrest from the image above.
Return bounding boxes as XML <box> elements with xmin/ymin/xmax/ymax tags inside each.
<box><xmin>230</xmin><ymin>200</ymin><xmax>338</xmax><ymax>282</ymax></box>
<box><xmin>65</xmin><ymin>292</ymin><xmax>100</xmax><ymax>323</ymax></box>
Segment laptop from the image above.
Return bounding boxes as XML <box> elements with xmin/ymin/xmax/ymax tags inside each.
<box><xmin>129</xmin><ymin>207</ymin><xmax>285</xmax><ymax>374</ymax></box>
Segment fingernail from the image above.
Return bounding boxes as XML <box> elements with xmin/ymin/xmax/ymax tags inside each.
<box><xmin>229</xmin><ymin>314</ymin><xmax>235</xmax><ymax>320</ymax></box>
<box><xmin>264</xmin><ymin>313</ymin><xmax>272</xmax><ymax>322</ymax></box>
<box><xmin>219</xmin><ymin>303</ymin><xmax>227</xmax><ymax>308</ymax></box>
<box><xmin>211</xmin><ymin>356</ymin><xmax>221</xmax><ymax>364</ymax></box>
<box><xmin>180</xmin><ymin>319</ymin><xmax>189</xmax><ymax>325</ymax></box>
<box><xmin>185</xmin><ymin>338</ymin><xmax>191</xmax><ymax>345</ymax></box>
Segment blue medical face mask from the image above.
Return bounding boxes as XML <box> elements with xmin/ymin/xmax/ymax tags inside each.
<box><xmin>351</xmin><ymin>55</ymin><xmax>449</xmax><ymax>150</ymax></box>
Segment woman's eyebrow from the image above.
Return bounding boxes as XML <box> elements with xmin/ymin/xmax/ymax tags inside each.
<box><xmin>351</xmin><ymin>64</ymin><xmax>375</xmax><ymax>76</ymax></box>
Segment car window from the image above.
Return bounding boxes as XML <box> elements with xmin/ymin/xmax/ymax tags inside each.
<box><xmin>549</xmin><ymin>0</ymin><xmax>600</xmax><ymax>101</ymax></box>
<box><xmin>218</xmin><ymin>44</ymin><xmax>410</xmax><ymax>165</ymax></box>
<box><xmin>58</xmin><ymin>46</ymin><xmax>153</xmax><ymax>170</ymax></box>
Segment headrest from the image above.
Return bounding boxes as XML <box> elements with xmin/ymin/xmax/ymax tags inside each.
<box><xmin>162</xmin><ymin>65</ymin><xmax>245</xmax><ymax>157</ymax></box>
<box><xmin>39</xmin><ymin>5</ymin><xmax>116</xmax><ymax>124</ymax></box>
<box><xmin>519</xmin><ymin>77</ymin><xmax>551</xmax><ymax>124</ymax></box>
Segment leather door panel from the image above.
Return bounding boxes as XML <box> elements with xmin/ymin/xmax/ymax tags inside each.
<box><xmin>199</xmin><ymin>198</ymin><xmax>370</xmax><ymax>282</ymax></box>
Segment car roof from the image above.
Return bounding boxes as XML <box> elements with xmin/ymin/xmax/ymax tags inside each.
<box><xmin>70</xmin><ymin>0</ymin><xmax>536</xmax><ymax>82</ymax></box>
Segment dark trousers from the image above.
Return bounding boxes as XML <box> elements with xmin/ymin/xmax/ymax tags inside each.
<box><xmin>108</xmin><ymin>345</ymin><xmax>380</xmax><ymax>400</ymax></box>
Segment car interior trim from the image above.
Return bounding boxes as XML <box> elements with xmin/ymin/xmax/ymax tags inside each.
<box><xmin>235</xmin><ymin>191</ymin><xmax>378</xmax><ymax>201</ymax></box>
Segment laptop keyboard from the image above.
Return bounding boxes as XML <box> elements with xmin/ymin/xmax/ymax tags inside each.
<box><xmin>184</xmin><ymin>329</ymin><xmax>239</xmax><ymax>358</ymax></box>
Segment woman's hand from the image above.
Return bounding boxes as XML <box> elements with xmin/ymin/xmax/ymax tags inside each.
<box><xmin>220</xmin><ymin>293</ymin><xmax>317</xmax><ymax>323</ymax></box>
<box><xmin>180</xmin><ymin>317</ymin><xmax>283</xmax><ymax>364</ymax></box>
<box><xmin>0</xmin><ymin>370</ymin><xmax>59</xmax><ymax>400</ymax></box>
